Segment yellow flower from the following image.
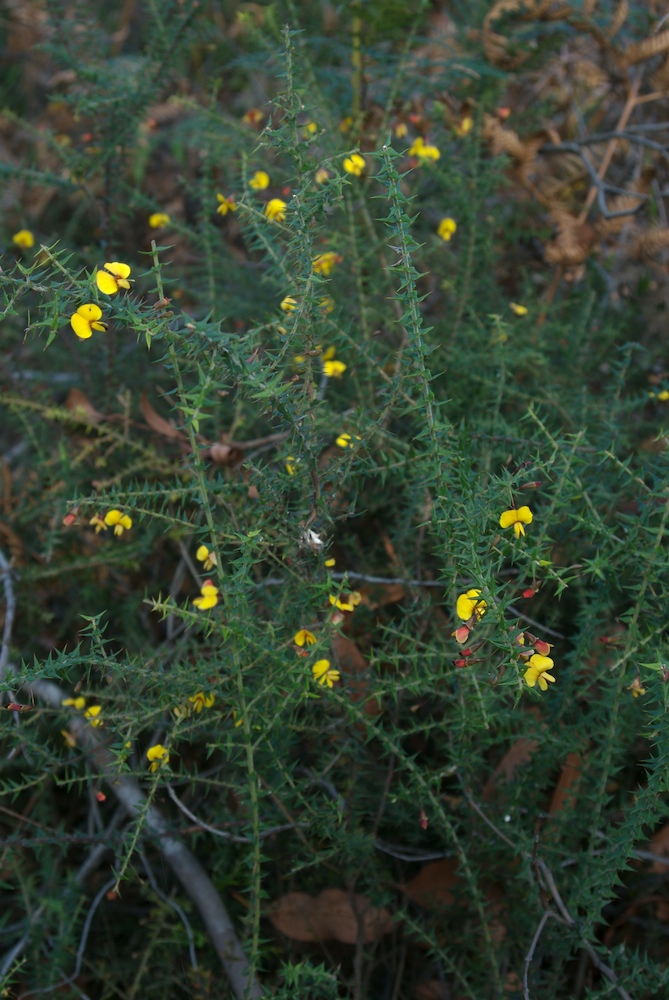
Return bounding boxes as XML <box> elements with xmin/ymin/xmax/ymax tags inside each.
<box><xmin>189</xmin><ymin>692</ymin><xmax>215</xmax><ymax>712</ymax></box>
<box><xmin>12</xmin><ymin>229</ymin><xmax>34</xmax><ymax>249</ymax></box>
<box><xmin>329</xmin><ymin>592</ymin><xmax>361</xmax><ymax>613</ymax></box>
<box><xmin>523</xmin><ymin>654</ymin><xmax>556</xmax><ymax>691</ymax></box>
<box><xmin>146</xmin><ymin>743</ymin><xmax>169</xmax><ymax>772</ymax></box>
<box><xmin>325</xmin><ymin>557</ymin><xmax>336</xmax><ymax>567</ymax></box>
<box><xmin>249</xmin><ymin>170</ymin><xmax>270</xmax><ymax>190</ymax></box>
<box><xmin>336</xmin><ymin>432</ymin><xmax>360</xmax><ymax>448</ymax></box>
<box><xmin>302</xmin><ymin>121</ymin><xmax>318</xmax><ymax>138</ymax></box>
<box><xmin>323</xmin><ymin>360</ymin><xmax>347</xmax><ymax>378</ymax></box>
<box><xmin>281</xmin><ymin>296</ymin><xmax>298</xmax><ymax>312</ymax></box>
<box><xmin>456</xmin><ymin>589</ymin><xmax>487</xmax><ymax>621</ymax></box>
<box><xmin>658</xmin><ymin>390</ymin><xmax>669</xmax><ymax>401</ymax></box>
<box><xmin>315</xmin><ymin>168</ymin><xmax>330</xmax><ymax>184</ymax></box>
<box><xmin>89</xmin><ymin>514</ymin><xmax>107</xmax><ymax>534</ymax></box>
<box><xmin>339</xmin><ymin>116</ymin><xmax>354</xmax><ymax>133</ymax></box>
<box><xmin>319</xmin><ymin>295</ymin><xmax>335</xmax><ymax>313</ymax></box>
<box><xmin>408</xmin><ymin>136</ymin><xmax>441</xmax><ymax>162</ymax></box>
<box><xmin>312</xmin><ymin>659</ymin><xmax>340</xmax><ymax>688</ymax></box>
<box><xmin>343</xmin><ymin>153</ymin><xmax>365</xmax><ymax>176</ymax></box>
<box><xmin>193</xmin><ymin>582</ymin><xmax>219</xmax><ymax>610</ymax></box>
<box><xmin>149</xmin><ymin>212</ymin><xmax>170</xmax><ymax>228</ymax></box>
<box><xmin>628</xmin><ymin>677</ymin><xmax>646</xmax><ymax>698</ymax></box>
<box><xmin>96</xmin><ymin>262</ymin><xmax>132</xmax><ymax>296</ymax></box>
<box><xmin>62</xmin><ymin>696</ymin><xmax>86</xmax><ymax>710</ymax></box>
<box><xmin>70</xmin><ymin>304</ymin><xmax>107</xmax><ymax>340</ymax></box>
<box><xmin>437</xmin><ymin>217</ymin><xmax>457</xmax><ymax>241</ymax></box>
<box><xmin>265</xmin><ymin>198</ymin><xmax>287</xmax><ymax>222</ymax></box>
<box><xmin>84</xmin><ymin>704</ymin><xmax>103</xmax><ymax>727</ymax></box>
<box><xmin>394</xmin><ymin>122</ymin><xmax>408</xmax><ymax>138</ymax></box>
<box><xmin>455</xmin><ymin>116</ymin><xmax>473</xmax><ymax>137</ymax></box>
<box><xmin>510</xmin><ymin>302</ymin><xmax>528</xmax><ymax>316</ymax></box>
<box><xmin>61</xmin><ymin>730</ymin><xmax>77</xmax><ymax>748</ymax></box>
<box><xmin>294</xmin><ymin>628</ymin><xmax>317</xmax><ymax>647</ymax></box>
<box><xmin>196</xmin><ymin>544</ymin><xmax>217</xmax><ymax>571</ymax></box>
<box><xmin>285</xmin><ymin>456</ymin><xmax>297</xmax><ymax>475</ymax></box>
<box><xmin>216</xmin><ymin>193</ymin><xmax>237</xmax><ymax>216</ymax></box>
<box><xmin>499</xmin><ymin>506</ymin><xmax>533</xmax><ymax>539</ymax></box>
<box><xmin>104</xmin><ymin>509</ymin><xmax>132</xmax><ymax>536</ymax></box>
<box><xmin>242</xmin><ymin>108</ymin><xmax>264</xmax><ymax>125</ymax></box>
<box><xmin>313</xmin><ymin>252</ymin><xmax>341</xmax><ymax>276</ymax></box>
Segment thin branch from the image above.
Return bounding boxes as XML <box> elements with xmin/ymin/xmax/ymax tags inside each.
<box><xmin>166</xmin><ymin>783</ymin><xmax>302</xmax><ymax>843</ymax></box>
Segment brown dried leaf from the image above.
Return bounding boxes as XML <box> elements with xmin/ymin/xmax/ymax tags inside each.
<box><xmin>140</xmin><ymin>391</ymin><xmax>183</xmax><ymax>439</ymax></box>
<box><xmin>548</xmin><ymin>752</ymin><xmax>582</xmax><ymax>816</ymax></box>
<box><xmin>268</xmin><ymin>888</ymin><xmax>393</xmax><ymax>943</ymax></box>
<box><xmin>65</xmin><ymin>388</ymin><xmax>105</xmax><ymax>425</ymax></box>
<box><xmin>401</xmin><ymin>859</ymin><xmax>461</xmax><ymax>909</ymax></box>
<box><xmin>331</xmin><ymin>634</ymin><xmax>382</xmax><ymax>717</ymax></box>
<box><xmin>647</xmin><ymin>823</ymin><xmax>669</xmax><ymax>873</ymax></box>
<box><xmin>483</xmin><ymin>738</ymin><xmax>538</xmax><ymax>801</ymax></box>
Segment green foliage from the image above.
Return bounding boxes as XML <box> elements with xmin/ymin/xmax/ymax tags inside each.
<box><xmin>2</xmin><ymin>1</ymin><xmax>669</xmax><ymax>998</ymax></box>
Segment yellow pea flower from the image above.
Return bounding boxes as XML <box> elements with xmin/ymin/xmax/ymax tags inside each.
<box><xmin>523</xmin><ymin>654</ymin><xmax>556</xmax><ymax>691</ymax></box>
<box><xmin>312</xmin><ymin>659</ymin><xmax>340</xmax><ymax>688</ymax></box>
<box><xmin>265</xmin><ymin>198</ymin><xmax>287</xmax><ymax>222</ymax></box>
<box><xmin>216</xmin><ymin>193</ymin><xmax>237</xmax><ymax>215</ymax></box>
<box><xmin>249</xmin><ymin>170</ymin><xmax>270</xmax><ymax>190</ymax></box>
<box><xmin>343</xmin><ymin>153</ymin><xmax>365</xmax><ymax>176</ymax></box>
<box><xmin>12</xmin><ymin>229</ymin><xmax>35</xmax><ymax>249</ymax></box>
<box><xmin>62</xmin><ymin>696</ymin><xmax>86</xmax><ymax>710</ymax></box>
<box><xmin>499</xmin><ymin>506</ymin><xmax>533</xmax><ymax>539</ymax></box>
<box><xmin>84</xmin><ymin>704</ymin><xmax>103</xmax><ymax>727</ymax></box>
<box><xmin>96</xmin><ymin>262</ymin><xmax>132</xmax><ymax>296</ymax></box>
<box><xmin>104</xmin><ymin>509</ymin><xmax>132</xmax><ymax>536</ymax></box>
<box><xmin>193</xmin><ymin>581</ymin><xmax>219</xmax><ymax>610</ymax></box>
<box><xmin>294</xmin><ymin>629</ymin><xmax>316</xmax><ymax>647</ymax></box>
<box><xmin>408</xmin><ymin>136</ymin><xmax>440</xmax><ymax>162</ymax></box>
<box><xmin>456</xmin><ymin>589</ymin><xmax>487</xmax><ymax>621</ymax></box>
<box><xmin>188</xmin><ymin>692</ymin><xmax>215</xmax><ymax>712</ymax></box>
<box><xmin>323</xmin><ymin>360</ymin><xmax>346</xmax><ymax>378</ymax></box>
<box><xmin>146</xmin><ymin>743</ymin><xmax>169</xmax><ymax>772</ymax></box>
<box><xmin>510</xmin><ymin>302</ymin><xmax>528</xmax><ymax>316</ymax></box>
<box><xmin>70</xmin><ymin>304</ymin><xmax>107</xmax><ymax>340</ymax></box>
<box><xmin>149</xmin><ymin>213</ymin><xmax>170</xmax><ymax>228</ymax></box>
<box><xmin>315</xmin><ymin>168</ymin><xmax>330</xmax><ymax>184</ymax></box>
<box><xmin>281</xmin><ymin>296</ymin><xmax>298</xmax><ymax>312</ymax></box>
<box><xmin>437</xmin><ymin>218</ymin><xmax>457</xmax><ymax>241</ymax></box>
<box><xmin>313</xmin><ymin>252</ymin><xmax>341</xmax><ymax>276</ymax></box>
<box><xmin>196</xmin><ymin>545</ymin><xmax>217</xmax><ymax>571</ymax></box>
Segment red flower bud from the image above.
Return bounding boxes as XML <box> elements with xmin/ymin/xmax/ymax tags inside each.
<box><xmin>454</xmin><ymin>658</ymin><xmax>468</xmax><ymax>668</ymax></box>
<box><xmin>452</xmin><ymin>625</ymin><xmax>470</xmax><ymax>644</ymax></box>
<box><xmin>520</xmin><ymin>481</ymin><xmax>542</xmax><ymax>490</ymax></box>
<box><xmin>522</xmin><ymin>588</ymin><xmax>536</xmax><ymax>599</ymax></box>
<box><xmin>534</xmin><ymin>639</ymin><xmax>552</xmax><ymax>656</ymax></box>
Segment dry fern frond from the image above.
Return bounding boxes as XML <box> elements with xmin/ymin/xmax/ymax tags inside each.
<box><xmin>482</xmin><ymin>0</ymin><xmax>541</xmax><ymax>69</ymax></box>
<box><xmin>482</xmin><ymin>114</ymin><xmax>543</xmax><ymax>179</ymax></box>
<box><xmin>650</xmin><ymin>52</ymin><xmax>669</xmax><ymax>91</ymax></box>
<box><xmin>632</xmin><ymin>227</ymin><xmax>669</xmax><ymax>260</ymax></box>
<box><xmin>544</xmin><ymin>207</ymin><xmax>594</xmax><ymax>265</ymax></box>
<box><xmin>623</xmin><ymin>29</ymin><xmax>669</xmax><ymax>66</ymax></box>
<box><xmin>606</xmin><ymin>0</ymin><xmax>628</xmax><ymax>39</ymax></box>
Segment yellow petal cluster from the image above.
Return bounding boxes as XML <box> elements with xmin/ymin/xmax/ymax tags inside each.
<box><xmin>96</xmin><ymin>262</ymin><xmax>132</xmax><ymax>296</ymax></box>
<box><xmin>343</xmin><ymin>153</ymin><xmax>365</xmax><ymax>176</ymax></box>
<box><xmin>70</xmin><ymin>303</ymin><xmax>107</xmax><ymax>340</ymax></box>
<box><xmin>499</xmin><ymin>506</ymin><xmax>533</xmax><ymax>539</ymax></box>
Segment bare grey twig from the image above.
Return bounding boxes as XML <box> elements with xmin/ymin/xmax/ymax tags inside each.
<box><xmin>0</xmin><ymin>546</ymin><xmax>262</xmax><ymax>1000</ymax></box>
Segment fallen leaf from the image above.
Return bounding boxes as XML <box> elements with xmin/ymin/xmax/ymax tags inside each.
<box><xmin>401</xmin><ymin>858</ymin><xmax>461</xmax><ymax>908</ymax></box>
<box><xmin>482</xmin><ymin>738</ymin><xmax>538</xmax><ymax>801</ymax></box>
<box><xmin>140</xmin><ymin>391</ymin><xmax>183</xmax><ymax>439</ymax></box>
<box><xmin>331</xmin><ymin>634</ymin><xmax>382</xmax><ymax>718</ymax></box>
<box><xmin>548</xmin><ymin>752</ymin><xmax>582</xmax><ymax>816</ymax></box>
<box><xmin>65</xmin><ymin>388</ymin><xmax>104</xmax><ymax>425</ymax></box>
<box><xmin>268</xmin><ymin>887</ymin><xmax>393</xmax><ymax>943</ymax></box>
